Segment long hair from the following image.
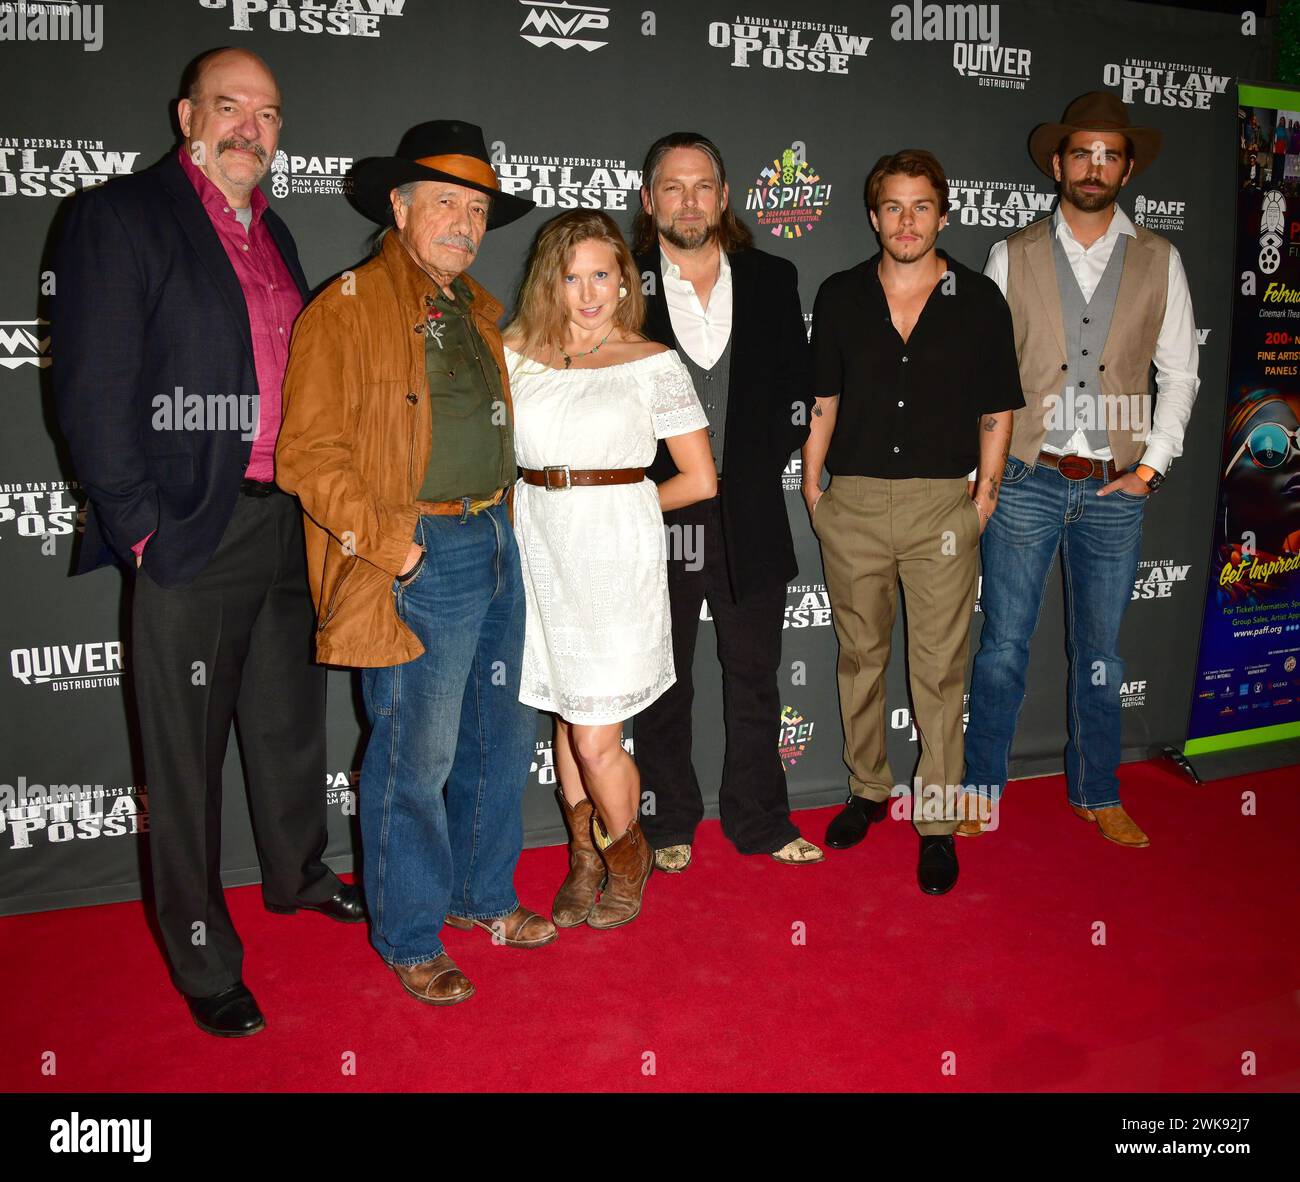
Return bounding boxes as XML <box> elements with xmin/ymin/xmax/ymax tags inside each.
<box><xmin>632</xmin><ymin>131</ymin><xmax>753</xmax><ymax>255</ymax></box>
<box><xmin>506</xmin><ymin>210</ymin><xmax>646</xmax><ymax>358</ymax></box>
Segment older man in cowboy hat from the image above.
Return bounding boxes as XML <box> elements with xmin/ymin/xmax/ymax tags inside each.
<box><xmin>277</xmin><ymin>121</ymin><xmax>555</xmax><ymax>1006</ymax></box>
<box><xmin>958</xmin><ymin>92</ymin><xmax>1200</xmax><ymax>847</ymax></box>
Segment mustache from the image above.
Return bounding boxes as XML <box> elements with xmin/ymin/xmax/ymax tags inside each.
<box><xmin>432</xmin><ymin>233</ymin><xmax>478</xmax><ymax>255</ymax></box>
<box><xmin>216</xmin><ymin>137</ymin><xmax>267</xmax><ymax>162</ymax></box>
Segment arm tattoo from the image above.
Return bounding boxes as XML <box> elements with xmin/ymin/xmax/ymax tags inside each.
<box><xmin>812</xmin><ymin>404</ymin><xmax>823</xmax><ymax>417</ymax></box>
<box><xmin>981</xmin><ymin>415</ymin><xmax>998</xmax><ymax>432</ymax></box>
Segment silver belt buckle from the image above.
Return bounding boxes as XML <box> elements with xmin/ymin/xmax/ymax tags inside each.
<box><xmin>543</xmin><ymin>464</ymin><xmax>571</xmax><ymax>491</ymax></box>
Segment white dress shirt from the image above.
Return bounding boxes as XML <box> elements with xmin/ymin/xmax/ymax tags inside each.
<box><xmin>984</xmin><ymin>204</ymin><xmax>1200</xmax><ymax>474</ymax></box>
<box><xmin>660</xmin><ymin>247</ymin><xmax>733</xmax><ymax>368</ymax></box>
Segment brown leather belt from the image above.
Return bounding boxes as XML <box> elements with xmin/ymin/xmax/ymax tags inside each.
<box><xmin>415</xmin><ymin>487</ymin><xmax>505</xmax><ymax>516</ymax></box>
<box><xmin>521</xmin><ymin>466</ymin><xmax>645</xmax><ymax>490</ymax></box>
<box><xmin>1037</xmin><ymin>451</ymin><xmax>1121</xmax><ymax>483</ymax></box>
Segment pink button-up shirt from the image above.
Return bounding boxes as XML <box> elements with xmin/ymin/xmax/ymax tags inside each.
<box><xmin>179</xmin><ymin>146</ymin><xmax>303</xmax><ymax>481</ymax></box>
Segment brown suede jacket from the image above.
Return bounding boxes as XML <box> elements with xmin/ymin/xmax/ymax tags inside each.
<box><xmin>277</xmin><ymin>230</ymin><xmax>513</xmax><ymax>668</ymax></box>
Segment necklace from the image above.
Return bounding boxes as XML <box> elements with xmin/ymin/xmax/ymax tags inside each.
<box><xmin>561</xmin><ymin>327</ymin><xmax>613</xmax><ymax>369</ymax></box>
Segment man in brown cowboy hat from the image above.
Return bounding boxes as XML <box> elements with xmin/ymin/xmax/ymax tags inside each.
<box><xmin>277</xmin><ymin>121</ymin><xmax>556</xmax><ymax>1006</ymax></box>
<box><xmin>959</xmin><ymin>92</ymin><xmax>1200</xmax><ymax>847</ymax></box>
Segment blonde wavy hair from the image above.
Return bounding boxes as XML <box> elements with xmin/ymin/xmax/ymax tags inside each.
<box><xmin>506</xmin><ymin>210</ymin><xmax>646</xmax><ymax>360</ymax></box>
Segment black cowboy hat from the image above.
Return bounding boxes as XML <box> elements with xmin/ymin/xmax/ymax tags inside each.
<box><xmin>351</xmin><ymin>119</ymin><xmax>534</xmax><ymax>229</ymax></box>
<box><xmin>1029</xmin><ymin>92</ymin><xmax>1163</xmax><ymax>180</ymax></box>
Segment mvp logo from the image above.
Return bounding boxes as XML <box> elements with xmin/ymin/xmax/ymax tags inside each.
<box><xmin>0</xmin><ymin>320</ymin><xmax>50</xmax><ymax>369</ymax></box>
<box><xmin>519</xmin><ymin>0</ymin><xmax>609</xmax><ymax>50</ymax></box>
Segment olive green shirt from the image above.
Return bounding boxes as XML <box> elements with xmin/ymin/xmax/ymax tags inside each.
<box><xmin>418</xmin><ymin>276</ymin><xmax>514</xmax><ymax>501</ymax></box>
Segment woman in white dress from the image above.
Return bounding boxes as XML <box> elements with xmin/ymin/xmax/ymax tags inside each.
<box><xmin>504</xmin><ymin>210</ymin><xmax>716</xmax><ymax>930</ymax></box>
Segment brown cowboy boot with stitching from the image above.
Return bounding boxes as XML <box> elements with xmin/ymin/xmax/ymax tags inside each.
<box><xmin>444</xmin><ymin>905</ymin><xmax>558</xmax><ymax>947</ymax></box>
<box><xmin>1071</xmin><ymin>803</ymin><xmax>1150</xmax><ymax>848</ymax></box>
<box><xmin>587</xmin><ymin>817</ymin><xmax>652</xmax><ymax>930</ymax></box>
<box><xmin>393</xmin><ymin>953</ymin><xmax>474</xmax><ymax>1005</ymax></box>
<box><xmin>955</xmin><ymin>792</ymin><xmax>996</xmax><ymax>837</ymax></box>
<box><xmin>549</xmin><ymin>789</ymin><xmax>607</xmax><ymax>927</ymax></box>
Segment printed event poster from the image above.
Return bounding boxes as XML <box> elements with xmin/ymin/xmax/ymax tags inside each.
<box><xmin>1186</xmin><ymin>82</ymin><xmax>1300</xmax><ymax>752</ymax></box>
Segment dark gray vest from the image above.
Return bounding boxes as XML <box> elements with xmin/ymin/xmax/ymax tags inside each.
<box><xmin>678</xmin><ymin>332</ymin><xmax>732</xmax><ymax>474</ymax></box>
<box><xmin>1045</xmin><ymin>230</ymin><xmax>1128</xmax><ymax>453</ymax></box>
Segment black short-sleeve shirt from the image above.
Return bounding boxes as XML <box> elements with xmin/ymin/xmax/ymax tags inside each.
<box><xmin>810</xmin><ymin>251</ymin><xmax>1023</xmax><ymax>478</ymax></box>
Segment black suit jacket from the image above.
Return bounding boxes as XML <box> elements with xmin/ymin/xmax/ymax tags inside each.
<box><xmin>52</xmin><ymin>151</ymin><xmax>310</xmax><ymax>588</ymax></box>
<box><xmin>636</xmin><ymin>246</ymin><xmax>811</xmax><ymax>597</ymax></box>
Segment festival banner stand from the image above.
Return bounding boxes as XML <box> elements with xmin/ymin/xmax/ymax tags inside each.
<box><xmin>1175</xmin><ymin>80</ymin><xmax>1300</xmax><ymax>781</ymax></box>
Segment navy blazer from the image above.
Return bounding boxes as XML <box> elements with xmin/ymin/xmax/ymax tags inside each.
<box><xmin>636</xmin><ymin>247</ymin><xmax>811</xmax><ymax>597</ymax></box>
<box><xmin>52</xmin><ymin>151</ymin><xmax>309</xmax><ymax>588</ymax></box>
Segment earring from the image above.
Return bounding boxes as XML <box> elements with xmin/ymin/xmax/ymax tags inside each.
<box><xmin>618</xmin><ymin>286</ymin><xmax>628</xmax><ymax>299</ymax></box>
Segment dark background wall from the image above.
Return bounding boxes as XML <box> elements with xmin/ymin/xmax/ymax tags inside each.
<box><xmin>0</xmin><ymin>0</ymin><xmax>1274</xmax><ymax>914</ymax></box>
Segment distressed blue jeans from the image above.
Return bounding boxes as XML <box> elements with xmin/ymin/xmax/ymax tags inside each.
<box><xmin>360</xmin><ymin>500</ymin><xmax>535</xmax><ymax>967</ymax></box>
<box><xmin>964</xmin><ymin>455</ymin><xmax>1147</xmax><ymax>810</ymax></box>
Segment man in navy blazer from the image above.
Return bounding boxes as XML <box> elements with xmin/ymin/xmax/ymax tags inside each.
<box><xmin>52</xmin><ymin>48</ymin><xmax>361</xmax><ymax>1039</ymax></box>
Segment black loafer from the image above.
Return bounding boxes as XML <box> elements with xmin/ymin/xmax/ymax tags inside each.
<box><xmin>267</xmin><ymin>883</ymin><xmax>366</xmax><ymax>923</ymax></box>
<box><xmin>185</xmin><ymin>982</ymin><xmax>265</xmax><ymax>1038</ymax></box>
<box><xmin>918</xmin><ymin>834</ymin><xmax>959</xmax><ymax>895</ymax></box>
<box><xmin>825</xmin><ymin>795</ymin><xmax>888</xmax><ymax>849</ymax></box>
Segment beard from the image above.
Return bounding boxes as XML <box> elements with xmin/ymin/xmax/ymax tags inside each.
<box><xmin>657</xmin><ymin>209</ymin><xmax>719</xmax><ymax>251</ymax></box>
<box><xmin>1062</xmin><ymin>173</ymin><xmax>1122</xmax><ymax>213</ymax></box>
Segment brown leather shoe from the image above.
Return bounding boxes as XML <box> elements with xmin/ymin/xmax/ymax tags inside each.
<box><xmin>551</xmin><ymin>789</ymin><xmax>606</xmax><ymax>926</ymax></box>
<box><xmin>444</xmin><ymin>905</ymin><xmax>558</xmax><ymax>948</ymax></box>
<box><xmin>955</xmin><ymin>792</ymin><xmax>995</xmax><ymax>837</ymax></box>
<box><xmin>393</xmin><ymin>954</ymin><xmax>474</xmax><ymax>1005</ymax></box>
<box><xmin>1071</xmin><ymin>803</ymin><xmax>1150</xmax><ymax>848</ymax></box>
<box><xmin>587</xmin><ymin>818</ymin><xmax>652</xmax><ymax>930</ymax></box>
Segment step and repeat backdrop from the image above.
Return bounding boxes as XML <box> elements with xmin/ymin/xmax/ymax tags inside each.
<box><xmin>0</xmin><ymin>0</ymin><xmax>1273</xmax><ymax>913</ymax></box>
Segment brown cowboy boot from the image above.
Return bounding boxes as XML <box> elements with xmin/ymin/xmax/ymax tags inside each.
<box><xmin>551</xmin><ymin>790</ymin><xmax>606</xmax><ymax>928</ymax></box>
<box><xmin>587</xmin><ymin>817</ymin><xmax>652</xmax><ymax>930</ymax></box>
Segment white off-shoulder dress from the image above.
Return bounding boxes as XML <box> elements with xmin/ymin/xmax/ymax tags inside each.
<box><xmin>505</xmin><ymin>346</ymin><xmax>708</xmax><ymax>725</ymax></box>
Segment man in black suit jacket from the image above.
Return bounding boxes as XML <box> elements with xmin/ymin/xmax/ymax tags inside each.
<box><xmin>52</xmin><ymin>48</ymin><xmax>361</xmax><ymax>1039</ymax></box>
<box><xmin>631</xmin><ymin>133</ymin><xmax>823</xmax><ymax>868</ymax></box>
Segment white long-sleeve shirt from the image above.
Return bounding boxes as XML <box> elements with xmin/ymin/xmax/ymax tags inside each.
<box><xmin>984</xmin><ymin>204</ymin><xmax>1200</xmax><ymax>475</ymax></box>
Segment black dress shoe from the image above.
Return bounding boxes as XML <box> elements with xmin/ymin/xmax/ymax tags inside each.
<box><xmin>185</xmin><ymin>982</ymin><xmax>265</xmax><ymax>1038</ymax></box>
<box><xmin>918</xmin><ymin>834</ymin><xmax>959</xmax><ymax>895</ymax></box>
<box><xmin>825</xmin><ymin>795</ymin><xmax>888</xmax><ymax>849</ymax></box>
<box><xmin>267</xmin><ymin>883</ymin><xmax>366</xmax><ymax>923</ymax></box>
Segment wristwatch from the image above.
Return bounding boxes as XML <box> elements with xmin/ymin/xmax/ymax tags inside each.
<box><xmin>1134</xmin><ymin>463</ymin><xmax>1164</xmax><ymax>492</ymax></box>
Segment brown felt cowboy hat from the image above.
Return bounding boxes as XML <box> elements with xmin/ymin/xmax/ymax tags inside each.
<box><xmin>351</xmin><ymin>119</ymin><xmax>534</xmax><ymax>229</ymax></box>
<box><xmin>1029</xmin><ymin>92</ymin><xmax>1163</xmax><ymax>180</ymax></box>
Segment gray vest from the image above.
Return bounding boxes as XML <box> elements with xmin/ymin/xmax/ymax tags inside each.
<box><xmin>678</xmin><ymin>333</ymin><xmax>732</xmax><ymax>474</ymax></box>
<box><xmin>1045</xmin><ymin>231</ymin><xmax>1128</xmax><ymax>453</ymax></box>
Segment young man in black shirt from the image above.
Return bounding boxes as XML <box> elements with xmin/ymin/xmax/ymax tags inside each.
<box><xmin>801</xmin><ymin>150</ymin><xmax>1022</xmax><ymax>894</ymax></box>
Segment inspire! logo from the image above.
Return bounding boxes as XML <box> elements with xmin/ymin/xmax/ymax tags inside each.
<box><xmin>778</xmin><ymin>706</ymin><xmax>815</xmax><ymax>768</ymax></box>
<box><xmin>745</xmin><ymin>143</ymin><xmax>831</xmax><ymax>240</ymax></box>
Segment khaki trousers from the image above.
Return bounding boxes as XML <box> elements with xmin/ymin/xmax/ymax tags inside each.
<box><xmin>813</xmin><ymin>476</ymin><xmax>980</xmax><ymax>836</ymax></box>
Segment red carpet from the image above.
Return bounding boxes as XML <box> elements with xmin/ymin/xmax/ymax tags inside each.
<box><xmin>2</xmin><ymin>759</ymin><xmax>1298</xmax><ymax>1093</ymax></box>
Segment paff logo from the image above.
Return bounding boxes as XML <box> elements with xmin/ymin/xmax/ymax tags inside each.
<box><xmin>269</xmin><ymin>149</ymin><xmax>355</xmax><ymax>198</ymax></box>
<box><xmin>745</xmin><ymin>143</ymin><xmax>831</xmax><ymax>239</ymax></box>
<box><xmin>0</xmin><ymin>318</ymin><xmax>49</xmax><ymax>368</ymax></box>
<box><xmin>778</xmin><ymin>706</ymin><xmax>815</xmax><ymax>768</ymax></box>
<box><xmin>1133</xmin><ymin>194</ymin><xmax>1186</xmax><ymax>233</ymax></box>
<box><xmin>0</xmin><ymin>138</ymin><xmax>139</xmax><ymax>197</ymax></box>
<box><xmin>1102</xmin><ymin>59</ymin><xmax>1229</xmax><ymax>109</ymax></box>
<box><xmin>198</xmin><ymin>0</ymin><xmax>405</xmax><ymax>38</ymax></box>
<box><xmin>518</xmin><ymin>0</ymin><xmax>609</xmax><ymax>51</ymax></box>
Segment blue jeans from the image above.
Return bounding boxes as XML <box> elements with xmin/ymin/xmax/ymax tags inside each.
<box><xmin>359</xmin><ymin>500</ymin><xmax>535</xmax><ymax>967</ymax></box>
<box><xmin>964</xmin><ymin>456</ymin><xmax>1147</xmax><ymax>809</ymax></box>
